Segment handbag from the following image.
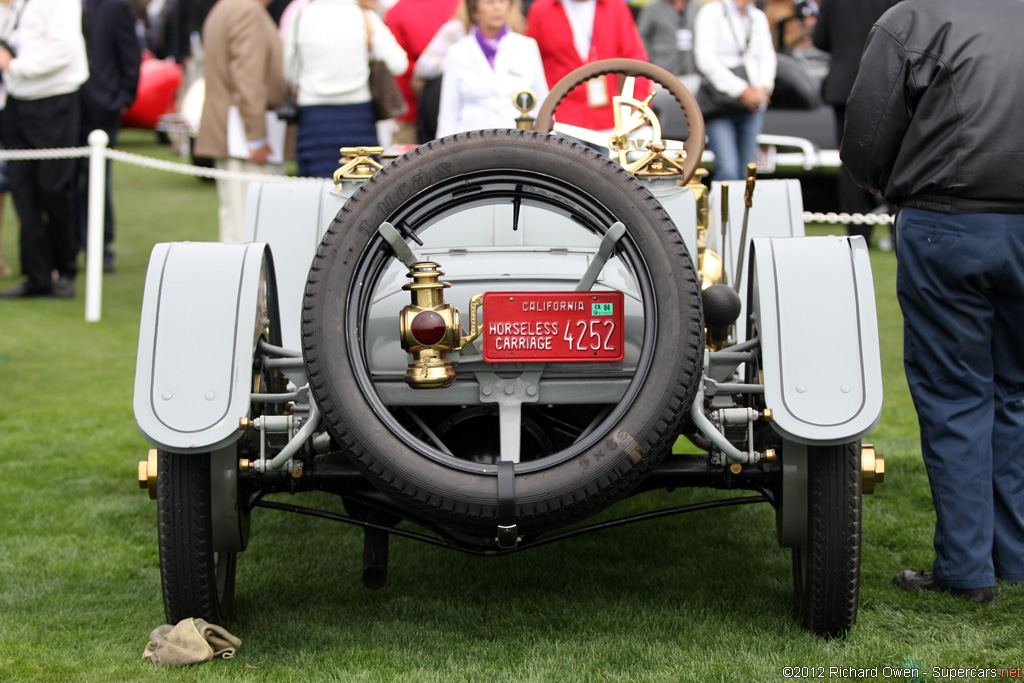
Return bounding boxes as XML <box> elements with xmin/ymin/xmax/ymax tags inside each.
<box><xmin>696</xmin><ymin>8</ymin><xmax>755</xmax><ymax>119</ymax></box>
<box><xmin>696</xmin><ymin>65</ymin><xmax>751</xmax><ymax>119</ymax></box>
<box><xmin>364</xmin><ymin>11</ymin><xmax>409</xmax><ymax>121</ymax></box>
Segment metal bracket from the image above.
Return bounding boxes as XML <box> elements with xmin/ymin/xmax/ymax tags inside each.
<box><xmin>475</xmin><ymin>369</ymin><xmax>544</xmax><ymax>463</ymax></box>
<box><xmin>576</xmin><ymin>222</ymin><xmax>625</xmax><ymax>292</ymax></box>
<box><xmin>379</xmin><ymin>222</ymin><xmax>422</xmax><ymax>268</ymax></box>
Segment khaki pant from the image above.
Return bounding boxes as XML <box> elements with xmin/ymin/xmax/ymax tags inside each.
<box><xmin>391</xmin><ymin>119</ymin><xmax>418</xmax><ymax>146</ymax></box>
<box><xmin>213</xmin><ymin>158</ymin><xmax>287</xmax><ymax>243</ymax></box>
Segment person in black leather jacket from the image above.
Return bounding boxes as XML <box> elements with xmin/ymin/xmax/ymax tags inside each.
<box><xmin>811</xmin><ymin>0</ymin><xmax>898</xmax><ymax>245</ymax></box>
<box><xmin>842</xmin><ymin>0</ymin><xmax>1024</xmax><ymax>604</ymax></box>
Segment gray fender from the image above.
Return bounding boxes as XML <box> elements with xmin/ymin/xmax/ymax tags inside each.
<box><xmin>134</xmin><ymin>242</ymin><xmax>281</xmax><ymax>453</ymax></box>
<box><xmin>750</xmin><ymin>235</ymin><xmax>882</xmax><ymax>445</ymax></box>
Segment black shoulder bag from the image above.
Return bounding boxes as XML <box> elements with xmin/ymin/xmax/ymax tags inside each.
<box><xmin>696</xmin><ymin>6</ymin><xmax>753</xmax><ymax>119</ymax></box>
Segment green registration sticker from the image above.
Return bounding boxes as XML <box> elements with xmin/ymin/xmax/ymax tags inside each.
<box><xmin>592</xmin><ymin>302</ymin><xmax>614</xmax><ymax>316</ymax></box>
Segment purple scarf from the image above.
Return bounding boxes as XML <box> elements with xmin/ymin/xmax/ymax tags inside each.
<box><xmin>473</xmin><ymin>25</ymin><xmax>509</xmax><ymax>69</ymax></box>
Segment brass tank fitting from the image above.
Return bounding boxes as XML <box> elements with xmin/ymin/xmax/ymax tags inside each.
<box><xmin>861</xmin><ymin>444</ymin><xmax>885</xmax><ymax>494</ymax></box>
<box><xmin>333</xmin><ymin>146</ymin><xmax>384</xmax><ymax>182</ymax></box>
<box><xmin>688</xmin><ymin>169</ymin><xmax>724</xmax><ymax>289</ymax></box>
<box><xmin>137</xmin><ymin>449</ymin><xmax>158</xmax><ymax>500</ymax></box>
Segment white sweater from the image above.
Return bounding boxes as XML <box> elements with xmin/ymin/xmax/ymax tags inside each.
<box><xmin>283</xmin><ymin>0</ymin><xmax>408</xmax><ymax>107</ymax></box>
<box><xmin>693</xmin><ymin>0</ymin><xmax>776</xmax><ymax>99</ymax></box>
<box><xmin>0</xmin><ymin>0</ymin><xmax>89</xmax><ymax>103</ymax></box>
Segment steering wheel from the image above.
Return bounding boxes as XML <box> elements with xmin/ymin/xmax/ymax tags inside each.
<box><xmin>535</xmin><ymin>58</ymin><xmax>705</xmax><ymax>185</ymax></box>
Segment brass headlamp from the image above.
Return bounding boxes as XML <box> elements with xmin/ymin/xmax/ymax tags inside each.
<box><xmin>399</xmin><ymin>262</ymin><xmax>482</xmax><ymax>389</ymax></box>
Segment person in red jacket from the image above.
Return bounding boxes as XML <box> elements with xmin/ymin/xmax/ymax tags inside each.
<box><xmin>526</xmin><ymin>0</ymin><xmax>648</xmax><ymax>132</ymax></box>
<box><xmin>385</xmin><ymin>0</ymin><xmax>461</xmax><ymax>144</ymax></box>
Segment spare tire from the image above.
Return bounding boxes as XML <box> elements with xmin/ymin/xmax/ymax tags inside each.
<box><xmin>302</xmin><ymin>129</ymin><xmax>703</xmax><ymax>541</ymax></box>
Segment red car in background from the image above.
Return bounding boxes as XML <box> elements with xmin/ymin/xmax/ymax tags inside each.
<box><xmin>121</xmin><ymin>51</ymin><xmax>183</xmax><ymax>131</ymax></box>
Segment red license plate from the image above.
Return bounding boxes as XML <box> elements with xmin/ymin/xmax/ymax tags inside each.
<box><xmin>481</xmin><ymin>291</ymin><xmax>625</xmax><ymax>363</ymax></box>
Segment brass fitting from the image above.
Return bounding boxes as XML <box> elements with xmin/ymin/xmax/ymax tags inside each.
<box><xmin>333</xmin><ymin>146</ymin><xmax>384</xmax><ymax>182</ymax></box>
<box><xmin>238</xmin><ymin>459</ymin><xmax>254</xmax><ymax>472</ymax></box>
<box><xmin>688</xmin><ymin>169</ymin><xmax>724</xmax><ymax>290</ymax></box>
<box><xmin>763</xmin><ymin>448</ymin><xmax>777</xmax><ymax>463</ymax></box>
<box><xmin>398</xmin><ymin>263</ymin><xmax>483</xmax><ymax>390</ymax></box>
<box><xmin>687</xmin><ymin>168</ymin><xmax>710</xmax><ymax>231</ymax></box>
<box><xmin>239</xmin><ymin>417</ymin><xmax>252</xmax><ymax>431</ymax></box>
<box><xmin>729</xmin><ymin>463</ymin><xmax>743</xmax><ymax>474</ymax></box>
<box><xmin>861</xmin><ymin>444</ymin><xmax>885</xmax><ymax>494</ymax></box>
<box><xmin>137</xmin><ymin>449</ymin><xmax>158</xmax><ymax>500</ymax></box>
<box><xmin>762</xmin><ymin>409</ymin><xmax>773</xmax><ymax>423</ymax></box>
<box><xmin>513</xmin><ymin>89</ymin><xmax>536</xmax><ymax>130</ymax></box>
<box><xmin>629</xmin><ymin>141</ymin><xmax>689</xmax><ymax>177</ymax></box>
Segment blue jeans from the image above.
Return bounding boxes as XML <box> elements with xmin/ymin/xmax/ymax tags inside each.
<box><xmin>705</xmin><ymin>110</ymin><xmax>764</xmax><ymax>180</ymax></box>
<box><xmin>897</xmin><ymin>207</ymin><xmax>1024</xmax><ymax>589</ymax></box>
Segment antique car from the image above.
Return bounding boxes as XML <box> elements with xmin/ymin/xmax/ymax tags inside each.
<box><xmin>134</xmin><ymin>60</ymin><xmax>883</xmax><ymax>638</ymax></box>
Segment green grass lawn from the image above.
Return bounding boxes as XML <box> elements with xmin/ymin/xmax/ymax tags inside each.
<box><xmin>0</xmin><ymin>131</ymin><xmax>1021</xmax><ymax>682</ymax></box>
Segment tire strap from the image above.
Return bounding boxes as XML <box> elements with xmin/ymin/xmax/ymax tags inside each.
<box><xmin>496</xmin><ymin>460</ymin><xmax>519</xmax><ymax>549</ymax></box>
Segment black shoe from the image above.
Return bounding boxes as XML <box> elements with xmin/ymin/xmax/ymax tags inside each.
<box><xmin>103</xmin><ymin>255</ymin><xmax>115</xmax><ymax>273</ymax></box>
<box><xmin>893</xmin><ymin>570</ymin><xmax>994</xmax><ymax>603</ymax></box>
<box><xmin>53</xmin><ymin>276</ymin><xmax>76</xmax><ymax>298</ymax></box>
<box><xmin>0</xmin><ymin>282</ymin><xmax>53</xmax><ymax>298</ymax></box>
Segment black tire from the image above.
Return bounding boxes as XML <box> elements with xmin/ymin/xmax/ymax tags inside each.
<box><xmin>793</xmin><ymin>441</ymin><xmax>862</xmax><ymax>637</ymax></box>
<box><xmin>302</xmin><ymin>129</ymin><xmax>704</xmax><ymax>540</ymax></box>
<box><xmin>157</xmin><ymin>451</ymin><xmax>237</xmax><ymax>626</ymax></box>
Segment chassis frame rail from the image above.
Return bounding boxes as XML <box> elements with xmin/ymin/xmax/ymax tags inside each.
<box><xmin>254</xmin><ymin>494</ymin><xmax>769</xmax><ymax>557</ymax></box>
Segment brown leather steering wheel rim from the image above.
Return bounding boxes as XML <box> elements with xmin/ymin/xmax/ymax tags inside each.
<box><xmin>535</xmin><ymin>58</ymin><xmax>705</xmax><ymax>185</ymax></box>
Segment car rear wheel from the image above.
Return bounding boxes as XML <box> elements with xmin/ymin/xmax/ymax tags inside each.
<box><xmin>302</xmin><ymin>129</ymin><xmax>704</xmax><ymax>541</ymax></box>
<box><xmin>157</xmin><ymin>450</ymin><xmax>237</xmax><ymax>626</ymax></box>
<box><xmin>792</xmin><ymin>441</ymin><xmax>862</xmax><ymax>637</ymax></box>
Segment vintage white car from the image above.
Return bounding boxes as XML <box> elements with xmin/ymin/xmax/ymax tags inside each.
<box><xmin>134</xmin><ymin>60</ymin><xmax>883</xmax><ymax>638</ymax></box>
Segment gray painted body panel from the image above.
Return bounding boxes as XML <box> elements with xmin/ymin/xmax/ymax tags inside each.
<box><xmin>751</xmin><ymin>236</ymin><xmax>883</xmax><ymax>444</ymax></box>
<box><xmin>244</xmin><ymin>180</ymin><xmax>351</xmax><ymax>351</ymax></box>
<box><xmin>709</xmin><ymin>179</ymin><xmax>805</xmax><ymax>345</ymax></box>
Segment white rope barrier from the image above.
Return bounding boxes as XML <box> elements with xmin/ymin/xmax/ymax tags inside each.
<box><xmin>105</xmin><ymin>148</ymin><xmax>326</xmax><ymax>184</ymax></box>
<box><xmin>803</xmin><ymin>211</ymin><xmax>895</xmax><ymax>225</ymax></box>
<box><xmin>0</xmin><ymin>137</ymin><xmax>895</xmax><ymax>322</ymax></box>
<box><xmin>0</xmin><ymin>147</ymin><xmax>90</xmax><ymax>160</ymax></box>
<box><xmin>0</xmin><ymin>138</ymin><xmax>331</xmax><ymax>322</ymax></box>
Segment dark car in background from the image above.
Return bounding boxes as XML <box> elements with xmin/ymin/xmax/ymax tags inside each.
<box><xmin>658</xmin><ymin>51</ymin><xmax>840</xmax><ymax>212</ymax></box>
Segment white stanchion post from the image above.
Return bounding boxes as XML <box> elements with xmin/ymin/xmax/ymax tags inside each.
<box><xmin>85</xmin><ymin>129</ymin><xmax>109</xmax><ymax>322</ymax></box>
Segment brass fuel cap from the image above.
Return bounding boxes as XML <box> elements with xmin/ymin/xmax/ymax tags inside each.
<box><xmin>138</xmin><ymin>449</ymin><xmax>158</xmax><ymax>500</ymax></box>
<box><xmin>861</xmin><ymin>444</ymin><xmax>885</xmax><ymax>494</ymax></box>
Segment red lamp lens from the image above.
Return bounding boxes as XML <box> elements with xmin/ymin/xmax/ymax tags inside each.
<box><xmin>411</xmin><ymin>311</ymin><xmax>447</xmax><ymax>345</ymax></box>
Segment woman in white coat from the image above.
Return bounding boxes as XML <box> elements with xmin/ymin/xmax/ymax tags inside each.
<box><xmin>435</xmin><ymin>0</ymin><xmax>548</xmax><ymax>137</ymax></box>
